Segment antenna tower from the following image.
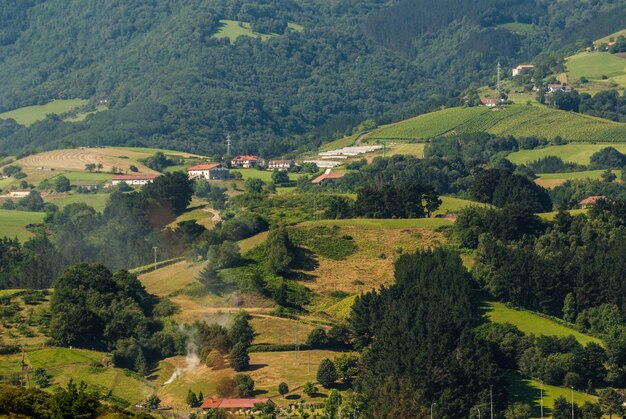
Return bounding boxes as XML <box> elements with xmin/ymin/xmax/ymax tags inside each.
<box><xmin>226</xmin><ymin>134</ymin><xmax>232</xmax><ymax>156</ymax></box>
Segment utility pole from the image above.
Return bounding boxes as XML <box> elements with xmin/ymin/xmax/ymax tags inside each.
<box><xmin>226</xmin><ymin>134</ymin><xmax>232</xmax><ymax>157</ymax></box>
<box><xmin>430</xmin><ymin>402</ymin><xmax>436</xmax><ymax>419</ymax></box>
<box><xmin>490</xmin><ymin>385</ymin><xmax>494</xmax><ymax>419</ymax></box>
<box><xmin>540</xmin><ymin>381</ymin><xmax>543</xmax><ymax>419</ymax></box>
<box><xmin>152</xmin><ymin>246</ymin><xmax>158</xmax><ymax>271</ymax></box>
<box><xmin>496</xmin><ymin>62</ymin><xmax>502</xmax><ymax>101</ymax></box>
<box><xmin>571</xmin><ymin>387</ymin><xmax>574</xmax><ymax>419</ymax></box>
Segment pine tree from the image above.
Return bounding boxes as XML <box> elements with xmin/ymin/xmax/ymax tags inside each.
<box><xmin>197</xmin><ymin>391</ymin><xmax>204</xmax><ymax>405</ymax></box>
<box><xmin>186</xmin><ymin>389</ymin><xmax>199</xmax><ymax>407</ymax></box>
<box><xmin>197</xmin><ymin>265</ymin><xmax>225</xmax><ymax>294</ymax></box>
<box><xmin>265</xmin><ymin>224</ymin><xmax>293</xmax><ymax>274</ymax></box>
<box><xmin>229</xmin><ymin>342</ymin><xmax>250</xmax><ymax>371</ymax></box>
<box><xmin>316</xmin><ymin>358</ymin><xmax>338</xmax><ymax>388</ymax></box>
<box><xmin>563</xmin><ymin>293</ymin><xmax>577</xmax><ymax>323</ymax></box>
<box><xmin>230</xmin><ymin>311</ymin><xmax>254</xmax><ymax>347</ymax></box>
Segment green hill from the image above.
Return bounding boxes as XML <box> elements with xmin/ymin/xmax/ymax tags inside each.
<box><xmin>368</xmin><ymin>105</ymin><xmax>626</xmax><ymax>142</ymax></box>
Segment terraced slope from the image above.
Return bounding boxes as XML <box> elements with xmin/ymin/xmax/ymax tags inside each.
<box><xmin>369</xmin><ymin>105</ymin><xmax>626</xmax><ymax>142</ymax></box>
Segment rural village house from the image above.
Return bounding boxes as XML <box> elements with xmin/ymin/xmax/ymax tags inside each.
<box><xmin>547</xmin><ymin>84</ymin><xmax>572</xmax><ymax>93</ymax></box>
<box><xmin>267</xmin><ymin>160</ymin><xmax>295</xmax><ymax>171</ymax></box>
<box><xmin>231</xmin><ymin>155</ymin><xmax>265</xmax><ymax>168</ymax></box>
<box><xmin>512</xmin><ymin>64</ymin><xmax>534</xmax><ymax>76</ymax></box>
<box><xmin>6</xmin><ymin>189</ymin><xmax>33</xmax><ymax>198</ymax></box>
<box><xmin>312</xmin><ymin>168</ymin><xmax>344</xmax><ymax>184</ymax></box>
<box><xmin>481</xmin><ymin>98</ymin><xmax>501</xmax><ymax>108</ymax></box>
<box><xmin>187</xmin><ymin>163</ymin><xmax>230</xmax><ymax>180</ymax></box>
<box><xmin>199</xmin><ymin>398</ymin><xmax>273</xmax><ymax>414</ymax></box>
<box><xmin>578</xmin><ymin>195</ymin><xmax>607</xmax><ymax>209</ymax></box>
<box><xmin>111</xmin><ymin>174</ymin><xmax>160</xmax><ymax>186</ymax></box>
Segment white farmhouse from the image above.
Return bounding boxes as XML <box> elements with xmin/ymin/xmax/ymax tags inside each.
<box><xmin>111</xmin><ymin>174</ymin><xmax>160</xmax><ymax>186</ymax></box>
<box><xmin>187</xmin><ymin>164</ymin><xmax>230</xmax><ymax>180</ymax></box>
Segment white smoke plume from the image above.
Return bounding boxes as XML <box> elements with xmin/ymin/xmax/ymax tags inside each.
<box><xmin>163</xmin><ymin>341</ymin><xmax>200</xmax><ymax>385</ymax></box>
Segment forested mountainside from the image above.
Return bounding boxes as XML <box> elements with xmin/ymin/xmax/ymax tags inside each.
<box><xmin>0</xmin><ymin>0</ymin><xmax>624</xmax><ymax>157</ymax></box>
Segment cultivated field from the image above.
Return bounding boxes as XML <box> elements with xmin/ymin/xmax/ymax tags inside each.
<box><xmin>369</xmin><ymin>105</ymin><xmax>626</xmax><ymax>142</ymax></box>
<box><xmin>0</xmin><ymin>209</ymin><xmax>46</xmax><ymax>241</ymax></box>
<box><xmin>0</xmin><ymin>99</ymin><xmax>88</xmax><ymax>126</ymax></box>
<box><xmin>484</xmin><ymin>301</ymin><xmax>602</xmax><ymax>346</ymax></box>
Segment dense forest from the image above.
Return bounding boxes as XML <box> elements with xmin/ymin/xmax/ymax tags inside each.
<box><xmin>0</xmin><ymin>0</ymin><xmax>625</xmax><ymax>156</ymax></box>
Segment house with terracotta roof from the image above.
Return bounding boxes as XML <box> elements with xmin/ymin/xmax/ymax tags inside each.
<box><xmin>111</xmin><ymin>174</ymin><xmax>160</xmax><ymax>186</ymax></box>
<box><xmin>512</xmin><ymin>64</ymin><xmax>534</xmax><ymax>76</ymax></box>
<box><xmin>187</xmin><ymin>163</ymin><xmax>229</xmax><ymax>180</ymax></box>
<box><xmin>481</xmin><ymin>98</ymin><xmax>501</xmax><ymax>108</ymax></box>
<box><xmin>199</xmin><ymin>398</ymin><xmax>273</xmax><ymax>413</ymax></box>
<box><xmin>578</xmin><ymin>195</ymin><xmax>607</xmax><ymax>209</ymax></box>
<box><xmin>267</xmin><ymin>160</ymin><xmax>294</xmax><ymax>171</ymax></box>
<box><xmin>231</xmin><ymin>155</ymin><xmax>265</xmax><ymax>168</ymax></box>
<box><xmin>312</xmin><ymin>169</ymin><xmax>344</xmax><ymax>184</ymax></box>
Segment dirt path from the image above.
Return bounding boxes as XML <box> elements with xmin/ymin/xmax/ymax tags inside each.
<box><xmin>354</xmin><ymin>132</ymin><xmax>369</xmax><ymax>146</ymax></box>
<box><xmin>204</xmin><ymin>208</ymin><xmax>222</xmax><ymax>222</ymax></box>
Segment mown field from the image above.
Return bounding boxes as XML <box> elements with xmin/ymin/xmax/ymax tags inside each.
<box><xmin>0</xmin><ymin>209</ymin><xmax>45</xmax><ymax>240</ymax></box>
<box><xmin>484</xmin><ymin>301</ymin><xmax>602</xmax><ymax>346</ymax></box>
<box><xmin>565</xmin><ymin>51</ymin><xmax>626</xmax><ymax>80</ymax></box>
<box><xmin>508</xmin><ymin>143</ymin><xmax>626</xmax><ymax>165</ymax></box>
<box><xmin>369</xmin><ymin>105</ymin><xmax>626</xmax><ymax>142</ymax></box>
<box><xmin>0</xmin><ymin>99</ymin><xmax>87</xmax><ymax>126</ymax></box>
<box><xmin>211</xmin><ymin>20</ymin><xmax>303</xmax><ymax>44</ymax></box>
<box><xmin>45</xmin><ymin>193</ymin><xmax>110</xmax><ymax>212</ymax></box>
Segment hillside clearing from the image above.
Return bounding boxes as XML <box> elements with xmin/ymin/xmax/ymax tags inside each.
<box><xmin>484</xmin><ymin>301</ymin><xmax>602</xmax><ymax>346</ymax></box>
<box><xmin>368</xmin><ymin>105</ymin><xmax>626</xmax><ymax>142</ymax></box>
<box><xmin>302</xmin><ymin>218</ymin><xmax>452</xmax><ymax>229</ymax></box>
<box><xmin>507</xmin><ymin>372</ymin><xmax>597</xmax><ymax>417</ymax></box>
<box><xmin>508</xmin><ymin>143</ymin><xmax>626</xmax><ymax>165</ymax></box>
<box><xmin>212</xmin><ymin>19</ymin><xmax>276</xmax><ymax>43</ymax></box>
<box><xmin>0</xmin><ymin>99</ymin><xmax>88</xmax><ymax>126</ymax></box>
<box><xmin>565</xmin><ymin>51</ymin><xmax>626</xmax><ymax>80</ymax></box>
<box><xmin>0</xmin><ymin>209</ymin><xmax>45</xmax><ymax>240</ymax></box>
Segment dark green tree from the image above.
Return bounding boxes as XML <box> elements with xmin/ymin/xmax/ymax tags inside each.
<box><xmin>278</xmin><ymin>382</ymin><xmax>289</xmax><ymax>399</ymax></box>
<box><xmin>229</xmin><ymin>311</ymin><xmax>254</xmax><ymax>347</ymax></box>
<box><xmin>53</xmin><ymin>176</ymin><xmax>71</xmax><ymax>192</ymax></box>
<box><xmin>316</xmin><ymin>358</ymin><xmax>337</xmax><ymax>388</ymax></box>
<box><xmin>599</xmin><ymin>388</ymin><xmax>624</xmax><ymax>418</ymax></box>
<box><xmin>229</xmin><ymin>342</ymin><xmax>250</xmax><ymax>372</ymax></box>
<box><xmin>245</xmin><ymin>178</ymin><xmax>265</xmax><ymax>193</ymax></box>
<box><xmin>265</xmin><ymin>224</ymin><xmax>293</xmax><ymax>275</ymax></box>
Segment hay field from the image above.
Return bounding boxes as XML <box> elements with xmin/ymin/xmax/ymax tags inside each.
<box><xmin>291</xmin><ymin>224</ymin><xmax>445</xmax><ymax>294</ymax></box>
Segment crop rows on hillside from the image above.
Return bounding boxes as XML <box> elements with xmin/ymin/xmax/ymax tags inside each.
<box><xmin>370</xmin><ymin>105</ymin><xmax>626</xmax><ymax>142</ymax></box>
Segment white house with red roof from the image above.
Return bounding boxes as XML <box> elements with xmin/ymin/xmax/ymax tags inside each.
<box><xmin>231</xmin><ymin>155</ymin><xmax>265</xmax><ymax>168</ymax></box>
<box><xmin>187</xmin><ymin>163</ymin><xmax>229</xmax><ymax>180</ymax></box>
<box><xmin>578</xmin><ymin>195</ymin><xmax>607</xmax><ymax>209</ymax></box>
<box><xmin>111</xmin><ymin>174</ymin><xmax>160</xmax><ymax>186</ymax></box>
<box><xmin>512</xmin><ymin>64</ymin><xmax>534</xmax><ymax>76</ymax></box>
<box><xmin>481</xmin><ymin>98</ymin><xmax>501</xmax><ymax>108</ymax></box>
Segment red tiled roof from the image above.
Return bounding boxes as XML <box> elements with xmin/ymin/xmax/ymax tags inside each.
<box><xmin>481</xmin><ymin>98</ymin><xmax>500</xmax><ymax>104</ymax></box>
<box><xmin>312</xmin><ymin>171</ymin><xmax>344</xmax><ymax>184</ymax></box>
<box><xmin>199</xmin><ymin>398</ymin><xmax>223</xmax><ymax>409</ymax></box>
<box><xmin>233</xmin><ymin>155</ymin><xmax>263</xmax><ymax>161</ymax></box>
<box><xmin>112</xmin><ymin>174</ymin><xmax>160</xmax><ymax>180</ymax></box>
<box><xmin>579</xmin><ymin>196</ymin><xmax>606</xmax><ymax>205</ymax></box>
<box><xmin>200</xmin><ymin>398</ymin><xmax>270</xmax><ymax>409</ymax></box>
<box><xmin>188</xmin><ymin>164</ymin><xmax>221</xmax><ymax>171</ymax></box>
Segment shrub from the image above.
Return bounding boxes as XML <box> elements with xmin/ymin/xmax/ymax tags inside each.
<box><xmin>229</xmin><ymin>342</ymin><xmax>250</xmax><ymax>371</ymax></box>
<box><xmin>206</xmin><ymin>349</ymin><xmax>225</xmax><ymax>370</ymax></box>
<box><xmin>234</xmin><ymin>373</ymin><xmax>255</xmax><ymax>397</ymax></box>
<box><xmin>307</xmin><ymin>328</ymin><xmax>328</xmax><ymax>347</ymax></box>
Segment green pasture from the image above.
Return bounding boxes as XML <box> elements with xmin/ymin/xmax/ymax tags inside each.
<box><xmin>595</xmin><ymin>29</ymin><xmax>626</xmax><ymax>45</ymax></box>
<box><xmin>46</xmin><ymin>193</ymin><xmax>110</xmax><ymax>212</ymax></box>
<box><xmin>212</xmin><ymin>19</ymin><xmax>275</xmax><ymax>43</ymax></box>
<box><xmin>231</xmin><ymin>168</ymin><xmax>300</xmax><ymax>182</ymax></box>
<box><xmin>484</xmin><ymin>301</ymin><xmax>602</xmax><ymax>346</ymax></box>
<box><xmin>565</xmin><ymin>51</ymin><xmax>626</xmax><ymax>80</ymax></box>
<box><xmin>0</xmin><ymin>99</ymin><xmax>88</xmax><ymax>126</ymax></box>
<box><xmin>369</xmin><ymin>105</ymin><xmax>626</xmax><ymax>142</ymax></box>
<box><xmin>508</xmin><ymin>143</ymin><xmax>626</xmax><ymax>165</ymax></box>
<box><xmin>64</xmin><ymin>104</ymin><xmax>108</xmax><ymax>122</ymax></box>
<box><xmin>537</xmin><ymin>169</ymin><xmax>617</xmax><ymax>181</ymax></box>
<box><xmin>0</xmin><ymin>289</ymin><xmax>25</xmax><ymax>298</ymax></box>
<box><xmin>507</xmin><ymin>372</ymin><xmax>597</xmax><ymax>418</ymax></box>
<box><xmin>320</xmin><ymin>133</ymin><xmax>360</xmax><ymax>151</ymax></box>
<box><xmin>538</xmin><ymin>209</ymin><xmax>587</xmax><ymax>221</ymax></box>
<box><xmin>0</xmin><ymin>209</ymin><xmax>45</xmax><ymax>240</ymax></box>
<box><xmin>51</xmin><ymin>171</ymin><xmax>112</xmax><ymax>185</ymax></box>
<box><xmin>434</xmin><ymin>196</ymin><xmax>489</xmax><ymax>215</ymax></box>
<box><xmin>303</xmin><ymin>217</ymin><xmax>452</xmax><ymax>229</ymax></box>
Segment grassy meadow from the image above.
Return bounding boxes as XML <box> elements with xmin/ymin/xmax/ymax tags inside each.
<box><xmin>0</xmin><ymin>209</ymin><xmax>45</xmax><ymax>240</ymax></box>
<box><xmin>212</xmin><ymin>19</ymin><xmax>276</xmax><ymax>43</ymax></box>
<box><xmin>484</xmin><ymin>301</ymin><xmax>602</xmax><ymax>346</ymax></box>
<box><xmin>0</xmin><ymin>99</ymin><xmax>88</xmax><ymax>126</ymax></box>
<box><xmin>565</xmin><ymin>51</ymin><xmax>626</xmax><ymax>80</ymax></box>
<box><xmin>369</xmin><ymin>105</ymin><xmax>626</xmax><ymax>142</ymax></box>
<box><xmin>507</xmin><ymin>372</ymin><xmax>597</xmax><ymax>418</ymax></box>
<box><xmin>508</xmin><ymin>143</ymin><xmax>626</xmax><ymax>165</ymax></box>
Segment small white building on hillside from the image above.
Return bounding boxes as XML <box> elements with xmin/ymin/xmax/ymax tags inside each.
<box><xmin>267</xmin><ymin>160</ymin><xmax>294</xmax><ymax>171</ymax></box>
<box><xmin>512</xmin><ymin>64</ymin><xmax>534</xmax><ymax>76</ymax></box>
<box><xmin>187</xmin><ymin>164</ymin><xmax>230</xmax><ymax>180</ymax></box>
<box><xmin>111</xmin><ymin>174</ymin><xmax>160</xmax><ymax>186</ymax></box>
